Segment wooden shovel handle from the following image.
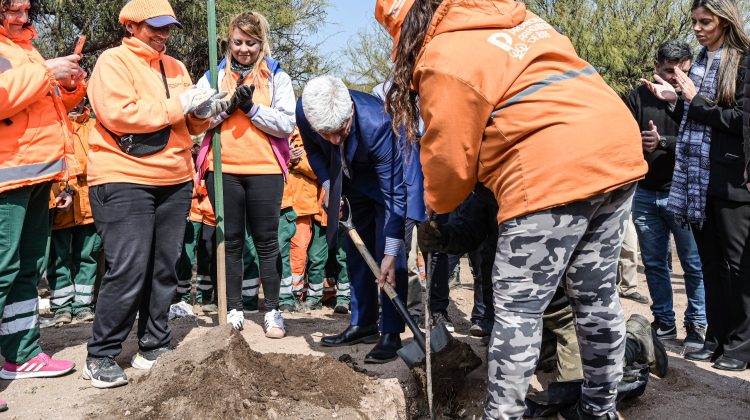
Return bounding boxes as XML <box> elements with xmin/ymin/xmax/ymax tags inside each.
<box><xmin>345</xmin><ymin>228</ymin><xmax>398</xmax><ymax>300</ymax></box>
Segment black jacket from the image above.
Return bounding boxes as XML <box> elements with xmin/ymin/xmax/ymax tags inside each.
<box><xmin>626</xmin><ymin>84</ymin><xmax>680</xmax><ymax>192</ymax></box>
<box><xmin>743</xmin><ymin>53</ymin><xmax>750</xmax><ymax>185</ymax></box>
<box><xmin>672</xmin><ymin>53</ymin><xmax>750</xmax><ymax>202</ymax></box>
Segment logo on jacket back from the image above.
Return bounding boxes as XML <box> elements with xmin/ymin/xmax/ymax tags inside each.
<box><xmin>487</xmin><ymin>17</ymin><xmax>553</xmax><ymax>61</ymax></box>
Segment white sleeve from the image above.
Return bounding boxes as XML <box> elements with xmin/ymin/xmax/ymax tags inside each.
<box><xmin>248</xmin><ymin>71</ymin><xmax>296</xmax><ymax>138</ymax></box>
<box><xmin>196</xmin><ymin>73</ymin><xmax>211</xmax><ymax>90</ymax></box>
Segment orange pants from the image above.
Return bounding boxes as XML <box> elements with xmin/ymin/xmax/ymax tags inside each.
<box><xmin>290</xmin><ymin>215</ymin><xmax>314</xmax><ymax>295</ymax></box>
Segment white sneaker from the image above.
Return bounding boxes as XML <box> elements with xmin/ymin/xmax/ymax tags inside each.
<box><xmin>264</xmin><ymin>309</ymin><xmax>285</xmax><ymax>339</ymax></box>
<box><xmin>227</xmin><ymin>309</ymin><xmax>244</xmax><ymax>331</ymax></box>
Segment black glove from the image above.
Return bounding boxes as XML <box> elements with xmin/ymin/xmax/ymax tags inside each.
<box><xmin>226</xmin><ymin>84</ymin><xmax>255</xmax><ymax>115</ymax></box>
<box><xmin>417</xmin><ymin>219</ymin><xmax>445</xmax><ymax>252</ymax></box>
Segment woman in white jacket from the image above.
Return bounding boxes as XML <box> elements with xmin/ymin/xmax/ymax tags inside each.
<box><xmin>196</xmin><ymin>12</ymin><xmax>295</xmax><ymax>337</ymax></box>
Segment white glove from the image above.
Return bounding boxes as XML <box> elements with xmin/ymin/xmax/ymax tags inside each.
<box><xmin>192</xmin><ymin>92</ymin><xmax>229</xmax><ymax>119</ymax></box>
<box><xmin>179</xmin><ymin>86</ymin><xmax>218</xmax><ymax>116</ymax></box>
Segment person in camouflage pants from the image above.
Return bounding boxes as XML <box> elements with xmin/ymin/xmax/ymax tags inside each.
<box><xmin>485</xmin><ymin>184</ymin><xmax>634</xmax><ymax>419</ymax></box>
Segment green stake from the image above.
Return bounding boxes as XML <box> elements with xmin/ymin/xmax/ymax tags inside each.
<box><xmin>207</xmin><ymin>0</ymin><xmax>227</xmax><ymax>325</ymax></box>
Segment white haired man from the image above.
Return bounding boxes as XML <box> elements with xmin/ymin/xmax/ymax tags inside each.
<box><xmin>296</xmin><ymin>76</ymin><xmax>409</xmax><ymax>363</ymax></box>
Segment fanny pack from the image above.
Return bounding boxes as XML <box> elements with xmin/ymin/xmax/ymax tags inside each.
<box><xmin>100</xmin><ymin>61</ymin><xmax>173</xmax><ymax>157</ymax></box>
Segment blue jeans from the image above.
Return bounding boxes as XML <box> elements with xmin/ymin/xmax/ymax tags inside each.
<box><xmin>632</xmin><ymin>187</ymin><xmax>706</xmax><ymax>327</ymax></box>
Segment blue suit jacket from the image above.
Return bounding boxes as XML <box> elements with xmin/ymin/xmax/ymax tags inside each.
<box><xmin>296</xmin><ymin>90</ymin><xmax>407</xmax><ymax>241</ymax></box>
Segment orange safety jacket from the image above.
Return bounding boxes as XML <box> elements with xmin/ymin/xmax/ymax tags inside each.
<box><xmin>404</xmin><ymin>0</ymin><xmax>647</xmax><ymax>223</ymax></box>
<box><xmin>51</xmin><ymin>109</ymin><xmax>96</xmax><ymax>229</ymax></box>
<box><xmin>288</xmin><ymin>130</ymin><xmax>319</xmax><ymax>217</ymax></box>
<box><xmin>0</xmin><ymin>25</ymin><xmax>85</xmax><ymax>194</ymax></box>
<box><xmin>86</xmin><ymin>37</ymin><xmax>210</xmax><ymax>187</ymax></box>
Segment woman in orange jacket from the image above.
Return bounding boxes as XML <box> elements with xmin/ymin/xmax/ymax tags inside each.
<box><xmin>195</xmin><ymin>12</ymin><xmax>296</xmax><ymax>337</ymax></box>
<box><xmin>82</xmin><ymin>0</ymin><xmax>226</xmax><ymax>389</ymax></box>
<box><xmin>0</xmin><ymin>0</ymin><xmax>86</xmax><ymax>403</ymax></box>
<box><xmin>377</xmin><ymin>1</ymin><xmax>647</xmax><ymax>418</ymax></box>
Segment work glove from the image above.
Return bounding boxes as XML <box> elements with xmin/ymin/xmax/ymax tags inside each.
<box><xmin>225</xmin><ymin>84</ymin><xmax>255</xmax><ymax>115</ymax></box>
<box><xmin>417</xmin><ymin>219</ymin><xmax>445</xmax><ymax>252</ymax></box>
<box><xmin>192</xmin><ymin>92</ymin><xmax>229</xmax><ymax>119</ymax></box>
<box><xmin>179</xmin><ymin>86</ymin><xmax>218</xmax><ymax>116</ymax></box>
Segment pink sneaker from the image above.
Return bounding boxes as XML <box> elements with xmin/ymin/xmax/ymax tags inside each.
<box><xmin>0</xmin><ymin>353</ymin><xmax>75</xmax><ymax>379</ymax></box>
<box><xmin>0</xmin><ymin>399</ymin><xmax>6</xmax><ymax>412</ymax></box>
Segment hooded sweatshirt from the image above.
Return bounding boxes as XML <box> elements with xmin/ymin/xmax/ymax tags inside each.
<box><xmin>408</xmin><ymin>0</ymin><xmax>646</xmax><ymax>222</ymax></box>
<box><xmin>86</xmin><ymin>36</ymin><xmax>210</xmax><ymax>186</ymax></box>
<box><xmin>0</xmin><ymin>25</ymin><xmax>85</xmax><ymax>193</ymax></box>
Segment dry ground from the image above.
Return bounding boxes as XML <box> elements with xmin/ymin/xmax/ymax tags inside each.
<box><xmin>2</xmin><ymin>257</ymin><xmax>749</xmax><ymax>419</ymax></box>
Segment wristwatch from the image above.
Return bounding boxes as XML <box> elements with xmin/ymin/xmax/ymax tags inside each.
<box><xmin>658</xmin><ymin>136</ymin><xmax>668</xmax><ymax>150</ymax></box>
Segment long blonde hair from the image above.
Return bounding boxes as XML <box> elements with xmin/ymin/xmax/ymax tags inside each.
<box><xmin>225</xmin><ymin>12</ymin><xmax>272</xmax><ymax>86</ymax></box>
<box><xmin>692</xmin><ymin>0</ymin><xmax>749</xmax><ymax>106</ymax></box>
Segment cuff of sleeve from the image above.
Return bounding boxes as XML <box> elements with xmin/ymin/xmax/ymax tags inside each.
<box><xmin>384</xmin><ymin>237</ymin><xmax>402</xmax><ymax>256</ymax></box>
<box><xmin>166</xmin><ymin>97</ymin><xmax>185</xmax><ymax>126</ymax></box>
<box><xmin>322</xmin><ymin>180</ymin><xmax>330</xmax><ymax>192</ymax></box>
<box><xmin>247</xmin><ymin>104</ymin><xmax>260</xmax><ymax>119</ymax></box>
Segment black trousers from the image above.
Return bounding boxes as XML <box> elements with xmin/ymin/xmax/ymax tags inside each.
<box><xmin>88</xmin><ymin>182</ymin><xmax>192</xmax><ymax>357</ymax></box>
<box><xmin>693</xmin><ymin>197</ymin><xmax>750</xmax><ymax>362</ymax></box>
<box><xmin>206</xmin><ymin>172</ymin><xmax>283</xmax><ymax>311</ymax></box>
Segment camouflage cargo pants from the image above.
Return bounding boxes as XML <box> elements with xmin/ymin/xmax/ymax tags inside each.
<box><xmin>485</xmin><ymin>184</ymin><xmax>635</xmax><ymax>419</ymax></box>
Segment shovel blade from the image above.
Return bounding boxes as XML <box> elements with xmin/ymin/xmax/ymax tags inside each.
<box><xmin>396</xmin><ymin>323</ymin><xmax>457</xmax><ymax>368</ymax></box>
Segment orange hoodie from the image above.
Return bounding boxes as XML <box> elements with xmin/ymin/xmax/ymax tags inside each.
<box><xmin>52</xmin><ymin>110</ymin><xmax>96</xmax><ymax>229</ymax></box>
<box><xmin>402</xmin><ymin>0</ymin><xmax>646</xmax><ymax>223</ymax></box>
<box><xmin>86</xmin><ymin>37</ymin><xmax>210</xmax><ymax>186</ymax></box>
<box><xmin>0</xmin><ymin>25</ymin><xmax>85</xmax><ymax>194</ymax></box>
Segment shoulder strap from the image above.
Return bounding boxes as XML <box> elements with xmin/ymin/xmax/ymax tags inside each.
<box><xmin>159</xmin><ymin>60</ymin><xmax>170</xmax><ymax>99</ymax></box>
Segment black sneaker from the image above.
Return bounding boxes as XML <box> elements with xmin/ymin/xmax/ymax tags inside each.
<box><xmin>651</xmin><ymin>320</ymin><xmax>677</xmax><ymax>340</ymax></box>
<box><xmin>279</xmin><ymin>303</ymin><xmax>297</xmax><ymax>313</ymax></box>
<box><xmin>432</xmin><ymin>312</ymin><xmax>455</xmax><ymax>333</ymax></box>
<box><xmin>302</xmin><ymin>299</ymin><xmax>323</xmax><ymax>312</ymax></box>
<box><xmin>333</xmin><ymin>302</ymin><xmax>350</xmax><ymax>314</ymax></box>
<box><xmin>558</xmin><ymin>402</ymin><xmax>618</xmax><ymax>419</ymax></box>
<box><xmin>683</xmin><ymin>323</ymin><xmax>706</xmax><ymax>348</ymax></box>
<box><xmin>131</xmin><ymin>346</ymin><xmax>172</xmax><ymax>370</ymax></box>
<box><xmin>82</xmin><ymin>356</ymin><xmax>128</xmax><ymax>389</ymax></box>
<box><xmin>469</xmin><ymin>322</ymin><xmax>491</xmax><ymax>337</ymax></box>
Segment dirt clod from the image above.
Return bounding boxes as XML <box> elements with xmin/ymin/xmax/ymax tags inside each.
<box><xmin>97</xmin><ymin>326</ymin><xmax>369</xmax><ymax>419</ymax></box>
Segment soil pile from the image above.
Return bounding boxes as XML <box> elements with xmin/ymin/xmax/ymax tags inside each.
<box><xmin>98</xmin><ymin>326</ymin><xmax>369</xmax><ymax>419</ymax></box>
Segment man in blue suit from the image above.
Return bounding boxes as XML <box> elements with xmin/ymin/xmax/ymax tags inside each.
<box><xmin>296</xmin><ymin>76</ymin><xmax>408</xmax><ymax>363</ymax></box>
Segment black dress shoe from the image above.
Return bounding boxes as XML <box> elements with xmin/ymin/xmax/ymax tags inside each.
<box><xmin>684</xmin><ymin>346</ymin><xmax>715</xmax><ymax>362</ymax></box>
<box><xmin>712</xmin><ymin>356</ymin><xmax>748</xmax><ymax>371</ymax></box>
<box><xmin>364</xmin><ymin>333</ymin><xmax>402</xmax><ymax>364</ymax></box>
<box><xmin>321</xmin><ymin>324</ymin><xmax>379</xmax><ymax>347</ymax></box>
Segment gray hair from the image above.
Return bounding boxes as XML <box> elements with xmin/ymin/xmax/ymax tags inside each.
<box><xmin>301</xmin><ymin>76</ymin><xmax>353</xmax><ymax>133</ymax></box>
<box><xmin>656</xmin><ymin>40</ymin><xmax>693</xmax><ymax>65</ymax></box>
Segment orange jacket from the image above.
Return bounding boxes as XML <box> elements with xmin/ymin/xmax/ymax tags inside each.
<box><xmin>288</xmin><ymin>131</ymin><xmax>319</xmax><ymax>217</ymax></box>
<box><xmin>407</xmin><ymin>1</ymin><xmax>646</xmax><ymax>223</ymax></box>
<box><xmin>0</xmin><ymin>25</ymin><xmax>85</xmax><ymax>194</ymax></box>
<box><xmin>86</xmin><ymin>37</ymin><xmax>210</xmax><ymax>187</ymax></box>
<box><xmin>188</xmin><ymin>184</ymin><xmax>216</xmax><ymax>227</ymax></box>
<box><xmin>51</xmin><ymin>110</ymin><xmax>96</xmax><ymax>229</ymax></box>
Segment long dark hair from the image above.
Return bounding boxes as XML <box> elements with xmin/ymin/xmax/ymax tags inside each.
<box><xmin>385</xmin><ymin>0</ymin><xmax>442</xmax><ymax>142</ymax></box>
<box><xmin>691</xmin><ymin>0</ymin><xmax>749</xmax><ymax>106</ymax></box>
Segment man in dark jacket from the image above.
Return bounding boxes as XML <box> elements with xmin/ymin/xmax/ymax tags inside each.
<box><xmin>296</xmin><ymin>76</ymin><xmax>408</xmax><ymax>363</ymax></box>
<box><xmin>627</xmin><ymin>40</ymin><xmax>707</xmax><ymax>347</ymax></box>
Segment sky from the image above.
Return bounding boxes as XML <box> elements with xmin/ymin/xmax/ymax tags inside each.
<box><xmin>314</xmin><ymin>1</ymin><xmax>378</xmax><ymax>66</ymax></box>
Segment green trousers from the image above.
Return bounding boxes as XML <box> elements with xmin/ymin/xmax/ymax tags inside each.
<box><xmin>0</xmin><ymin>183</ymin><xmax>51</xmax><ymax>363</ymax></box>
<box><xmin>47</xmin><ymin>223</ymin><xmax>102</xmax><ymax>314</ymax></box>
<box><xmin>243</xmin><ymin>208</ymin><xmax>297</xmax><ymax>310</ymax></box>
<box><xmin>539</xmin><ymin>301</ymin><xmax>584</xmax><ymax>382</ymax></box>
<box><xmin>176</xmin><ymin>221</ymin><xmax>213</xmax><ymax>304</ymax></box>
<box><xmin>306</xmin><ymin>221</ymin><xmax>350</xmax><ymax>304</ymax></box>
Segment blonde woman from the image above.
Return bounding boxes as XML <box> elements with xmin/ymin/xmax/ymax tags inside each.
<box><xmin>197</xmin><ymin>12</ymin><xmax>296</xmax><ymax>337</ymax></box>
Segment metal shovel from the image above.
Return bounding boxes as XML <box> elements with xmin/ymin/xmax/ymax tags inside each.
<box><xmin>338</xmin><ymin>197</ymin><xmax>478</xmax><ymax>369</ymax></box>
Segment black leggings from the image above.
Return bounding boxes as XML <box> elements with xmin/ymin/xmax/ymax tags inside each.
<box><xmin>206</xmin><ymin>172</ymin><xmax>283</xmax><ymax>311</ymax></box>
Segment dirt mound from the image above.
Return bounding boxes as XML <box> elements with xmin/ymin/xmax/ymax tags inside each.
<box><xmin>98</xmin><ymin>326</ymin><xmax>369</xmax><ymax>419</ymax></box>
